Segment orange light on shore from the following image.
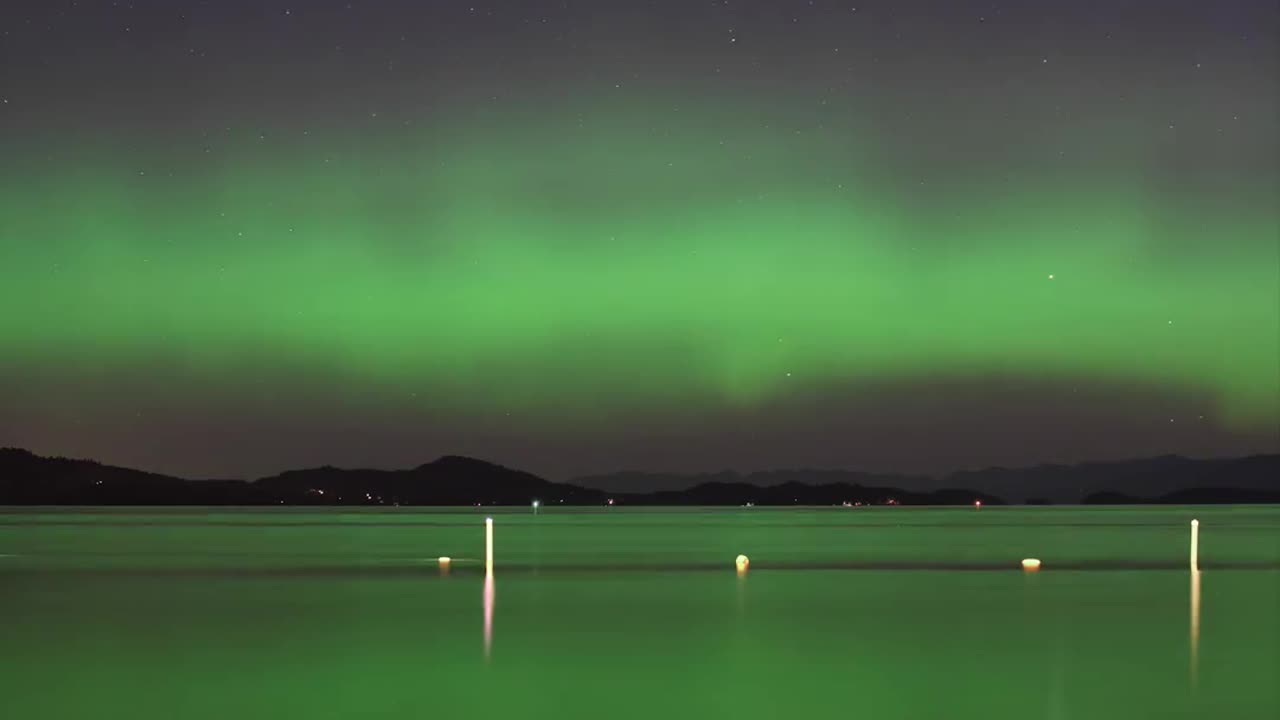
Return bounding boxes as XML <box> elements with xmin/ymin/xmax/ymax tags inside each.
<box><xmin>1021</xmin><ymin>558</ymin><xmax>1042</xmax><ymax>571</ymax></box>
<box><xmin>735</xmin><ymin>554</ymin><xmax>750</xmax><ymax>572</ymax></box>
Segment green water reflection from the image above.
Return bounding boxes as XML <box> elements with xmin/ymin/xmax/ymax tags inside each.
<box><xmin>1</xmin><ymin>507</ymin><xmax>1277</xmax><ymax>718</ymax></box>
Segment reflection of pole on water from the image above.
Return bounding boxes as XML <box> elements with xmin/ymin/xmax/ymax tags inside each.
<box><xmin>484</xmin><ymin>571</ymin><xmax>495</xmax><ymax>661</ymax></box>
<box><xmin>1190</xmin><ymin>569</ymin><xmax>1200</xmax><ymax>690</ymax></box>
<box><xmin>1187</xmin><ymin>520</ymin><xmax>1201</xmax><ymax>690</ymax></box>
<box><xmin>484</xmin><ymin>517</ymin><xmax>495</xmax><ymax>660</ymax></box>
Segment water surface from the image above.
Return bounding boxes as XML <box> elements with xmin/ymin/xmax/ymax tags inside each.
<box><xmin>1</xmin><ymin>506</ymin><xmax>1277</xmax><ymax>718</ymax></box>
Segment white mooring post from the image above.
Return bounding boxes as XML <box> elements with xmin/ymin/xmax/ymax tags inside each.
<box><xmin>1190</xmin><ymin>519</ymin><xmax>1199</xmax><ymax>572</ymax></box>
<box><xmin>485</xmin><ymin>517</ymin><xmax>494</xmax><ymax>575</ymax></box>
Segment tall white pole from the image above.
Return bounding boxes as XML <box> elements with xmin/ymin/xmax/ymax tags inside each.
<box><xmin>485</xmin><ymin>517</ymin><xmax>494</xmax><ymax>575</ymax></box>
<box><xmin>1190</xmin><ymin>519</ymin><xmax>1199</xmax><ymax>572</ymax></box>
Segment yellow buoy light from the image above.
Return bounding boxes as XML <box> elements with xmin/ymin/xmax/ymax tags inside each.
<box><xmin>735</xmin><ymin>554</ymin><xmax>750</xmax><ymax>571</ymax></box>
<box><xmin>1021</xmin><ymin>558</ymin><xmax>1042</xmax><ymax>571</ymax></box>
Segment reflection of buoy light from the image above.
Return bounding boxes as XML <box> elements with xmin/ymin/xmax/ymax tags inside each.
<box><xmin>1021</xmin><ymin>558</ymin><xmax>1041</xmax><ymax>571</ymax></box>
<box><xmin>735</xmin><ymin>554</ymin><xmax>750</xmax><ymax>571</ymax></box>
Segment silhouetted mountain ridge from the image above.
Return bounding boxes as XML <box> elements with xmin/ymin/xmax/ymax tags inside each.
<box><xmin>577</xmin><ymin>454</ymin><xmax>1280</xmax><ymax>504</ymax></box>
<box><xmin>1</xmin><ymin>447</ymin><xmax>1276</xmax><ymax>505</ymax></box>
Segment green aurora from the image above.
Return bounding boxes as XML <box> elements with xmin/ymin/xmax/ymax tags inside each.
<box><xmin>3</xmin><ymin>103</ymin><xmax>1277</xmax><ymax>440</ymax></box>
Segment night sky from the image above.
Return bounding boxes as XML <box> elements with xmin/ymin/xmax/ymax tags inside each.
<box><xmin>1</xmin><ymin>0</ymin><xmax>1276</xmax><ymax>481</ymax></box>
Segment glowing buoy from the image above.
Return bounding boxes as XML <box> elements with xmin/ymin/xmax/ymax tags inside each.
<box><xmin>735</xmin><ymin>554</ymin><xmax>750</xmax><ymax>571</ymax></box>
<box><xmin>1021</xmin><ymin>558</ymin><xmax>1041</xmax><ymax>571</ymax></box>
<box><xmin>438</xmin><ymin>556</ymin><xmax>452</xmax><ymax>565</ymax></box>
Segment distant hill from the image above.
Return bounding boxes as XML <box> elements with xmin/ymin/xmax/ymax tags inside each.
<box><xmin>577</xmin><ymin>455</ymin><xmax>1280</xmax><ymax>504</ymax></box>
<box><xmin>635</xmin><ymin>480</ymin><xmax>1001</xmax><ymax>507</ymax></box>
<box><xmin>575</xmin><ymin>468</ymin><xmax>929</xmax><ymax>494</ymax></box>
<box><xmin>0</xmin><ymin>448</ymin><xmax>599</xmax><ymax>506</ymax></box>
<box><xmin>0</xmin><ymin>447</ymin><xmax>197</xmax><ymax>504</ymax></box>
<box><xmin>253</xmin><ymin>455</ymin><xmax>604</xmax><ymax>506</ymax></box>
<box><xmin>945</xmin><ymin>455</ymin><xmax>1280</xmax><ymax>503</ymax></box>
<box><xmin>1</xmin><ymin>447</ymin><xmax>1277</xmax><ymax>506</ymax></box>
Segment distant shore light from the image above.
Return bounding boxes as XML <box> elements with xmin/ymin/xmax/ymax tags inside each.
<box><xmin>1021</xmin><ymin>558</ymin><xmax>1041</xmax><ymax>571</ymax></box>
<box><xmin>735</xmin><ymin>554</ymin><xmax>750</xmax><ymax>571</ymax></box>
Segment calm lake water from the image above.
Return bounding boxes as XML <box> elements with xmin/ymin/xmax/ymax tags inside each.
<box><xmin>1</xmin><ymin>506</ymin><xmax>1277</xmax><ymax>719</ymax></box>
